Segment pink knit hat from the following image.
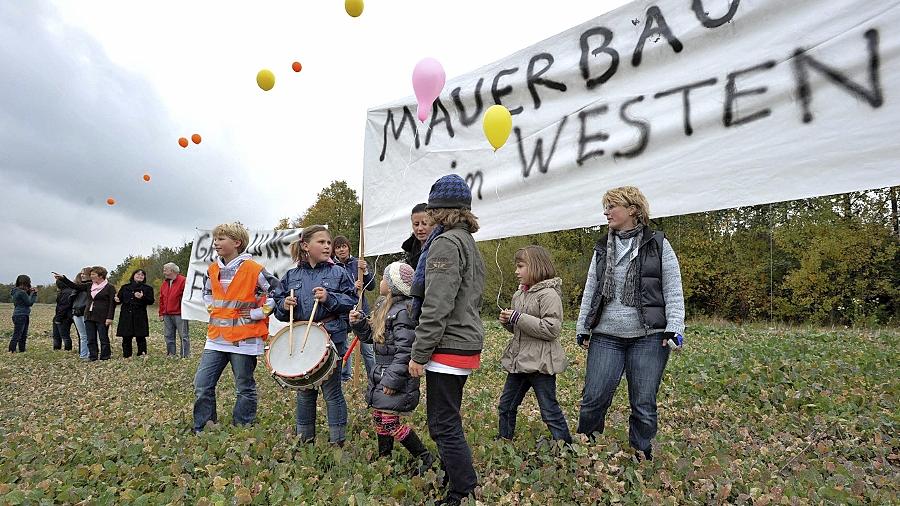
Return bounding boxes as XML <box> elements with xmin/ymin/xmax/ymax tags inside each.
<box><xmin>383</xmin><ymin>262</ymin><xmax>413</xmax><ymax>296</ymax></box>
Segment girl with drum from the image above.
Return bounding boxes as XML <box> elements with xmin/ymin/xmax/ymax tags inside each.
<box><xmin>349</xmin><ymin>262</ymin><xmax>434</xmax><ymax>473</ymax></box>
<box><xmin>273</xmin><ymin>225</ymin><xmax>358</xmax><ymax>446</ymax></box>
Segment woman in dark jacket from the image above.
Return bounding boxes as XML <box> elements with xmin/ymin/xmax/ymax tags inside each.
<box><xmin>70</xmin><ymin>267</ymin><xmax>92</xmax><ymax>359</ymax></box>
<box><xmin>401</xmin><ymin>203</ymin><xmax>433</xmax><ymax>268</ymax></box>
<box><xmin>52</xmin><ymin>279</ymin><xmax>76</xmax><ymax>351</ymax></box>
<box><xmin>349</xmin><ymin>262</ymin><xmax>432</xmax><ymax>473</ymax></box>
<box><xmin>9</xmin><ymin>275</ymin><xmax>37</xmax><ymax>353</ymax></box>
<box><xmin>115</xmin><ymin>269</ymin><xmax>155</xmax><ymax>357</ymax></box>
<box><xmin>56</xmin><ymin>266</ymin><xmax>116</xmax><ymax>361</ymax></box>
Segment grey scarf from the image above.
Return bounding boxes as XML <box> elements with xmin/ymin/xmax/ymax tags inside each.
<box><xmin>600</xmin><ymin>224</ymin><xmax>644</xmax><ymax>307</ymax></box>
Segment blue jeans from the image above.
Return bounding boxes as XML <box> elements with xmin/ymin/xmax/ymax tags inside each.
<box><xmin>163</xmin><ymin>315</ymin><xmax>190</xmax><ymax>357</ymax></box>
<box><xmin>73</xmin><ymin>315</ymin><xmax>88</xmax><ymax>358</ymax></box>
<box><xmin>297</xmin><ymin>340</ymin><xmax>348</xmax><ymax>443</ymax></box>
<box><xmin>341</xmin><ymin>340</ymin><xmax>375</xmax><ymax>381</ymax></box>
<box><xmin>577</xmin><ymin>333</ymin><xmax>670</xmax><ymax>453</ymax></box>
<box><xmin>498</xmin><ymin>372</ymin><xmax>572</xmax><ymax>443</ymax></box>
<box><xmin>9</xmin><ymin>315</ymin><xmax>29</xmax><ymax>352</ymax></box>
<box><xmin>193</xmin><ymin>349</ymin><xmax>258</xmax><ymax>431</ymax></box>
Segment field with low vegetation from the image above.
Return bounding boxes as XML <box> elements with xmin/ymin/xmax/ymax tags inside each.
<box><xmin>0</xmin><ymin>303</ymin><xmax>897</xmax><ymax>504</ymax></box>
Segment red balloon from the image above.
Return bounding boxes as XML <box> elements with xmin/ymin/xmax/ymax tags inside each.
<box><xmin>106</xmin><ymin>197</ymin><xmax>116</xmax><ymax>206</ymax></box>
<box><xmin>178</xmin><ymin>137</ymin><xmax>189</xmax><ymax>148</ymax></box>
<box><xmin>191</xmin><ymin>133</ymin><xmax>201</xmax><ymax>144</ymax></box>
<box><xmin>143</xmin><ymin>174</ymin><xmax>151</xmax><ymax>182</ymax></box>
<box><xmin>292</xmin><ymin>61</ymin><xmax>302</xmax><ymax>72</ymax></box>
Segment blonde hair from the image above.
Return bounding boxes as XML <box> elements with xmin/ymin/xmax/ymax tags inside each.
<box><xmin>602</xmin><ymin>186</ymin><xmax>650</xmax><ymax>226</ymax></box>
<box><xmin>212</xmin><ymin>222</ymin><xmax>250</xmax><ymax>253</ymax></box>
<box><xmin>514</xmin><ymin>245</ymin><xmax>557</xmax><ymax>285</ymax></box>
<box><xmin>291</xmin><ymin>225</ymin><xmax>331</xmax><ymax>263</ymax></box>
<box><xmin>77</xmin><ymin>266</ymin><xmax>91</xmax><ymax>281</ymax></box>
<box><xmin>368</xmin><ymin>294</ymin><xmax>393</xmax><ymax>344</ymax></box>
<box><xmin>428</xmin><ymin>208</ymin><xmax>480</xmax><ymax>233</ymax></box>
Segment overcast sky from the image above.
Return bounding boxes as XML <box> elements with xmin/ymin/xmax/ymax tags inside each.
<box><xmin>0</xmin><ymin>0</ymin><xmax>629</xmax><ymax>284</ymax></box>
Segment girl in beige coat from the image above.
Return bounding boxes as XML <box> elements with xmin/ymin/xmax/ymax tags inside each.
<box><xmin>498</xmin><ymin>246</ymin><xmax>572</xmax><ymax>443</ymax></box>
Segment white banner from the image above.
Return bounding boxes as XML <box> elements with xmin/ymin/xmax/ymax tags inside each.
<box><xmin>363</xmin><ymin>0</ymin><xmax>900</xmax><ymax>255</ymax></box>
<box><xmin>181</xmin><ymin>229</ymin><xmax>301</xmax><ymax>335</ymax></box>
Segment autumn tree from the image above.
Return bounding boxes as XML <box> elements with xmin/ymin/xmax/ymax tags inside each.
<box><xmin>292</xmin><ymin>180</ymin><xmax>361</xmax><ymax>248</ymax></box>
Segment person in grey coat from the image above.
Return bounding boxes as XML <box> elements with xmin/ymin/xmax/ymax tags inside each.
<box><xmin>575</xmin><ymin>186</ymin><xmax>685</xmax><ymax>462</ymax></box>
<box><xmin>350</xmin><ymin>262</ymin><xmax>433</xmax><ymax>474</ymax></box>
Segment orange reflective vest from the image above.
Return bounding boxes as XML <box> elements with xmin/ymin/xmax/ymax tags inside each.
<box><xmin>207</xmin><ymin>260</ymin><xmax>269</xmax><ymax>342</ymax></box>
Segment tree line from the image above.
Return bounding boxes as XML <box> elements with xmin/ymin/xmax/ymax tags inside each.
<box><xmin>7</xmin><ymin>182</ymin><xmax>897</xmax><ymax>327</ymax></box>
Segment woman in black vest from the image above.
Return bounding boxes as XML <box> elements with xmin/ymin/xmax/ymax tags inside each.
<box><xmin>115</xmin><ymin>269</ymin><xmax>155</xmax><ymax>357</ymax></box>
<box><xmin>574</xmin><ymin>186</ymin><xmax>685</xmax><ymax>461</ymax></box>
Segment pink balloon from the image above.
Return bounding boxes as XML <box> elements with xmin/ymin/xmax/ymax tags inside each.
<box><xmin>412</xmin><ymin>57</ymin><xmax>446</xmax><ymax>122</ymax></box>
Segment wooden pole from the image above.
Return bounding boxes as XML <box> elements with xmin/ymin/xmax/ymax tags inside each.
<box><xmin>353</xmin><ymin>202</ymin><xmax>366</xmax><ymax>390</ymax></box>
<box><xmin>357</xmin><ymin>204</ymin><xmax>366</xmax><ymax>311</ymax></box>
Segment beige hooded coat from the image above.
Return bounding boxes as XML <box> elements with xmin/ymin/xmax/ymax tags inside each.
<box><xmin>500</xmin><ymin>277</ymin><xmax>567</xmax><ymax>375</ymax></box>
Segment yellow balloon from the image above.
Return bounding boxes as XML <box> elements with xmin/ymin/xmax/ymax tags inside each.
<box><xmin>256</xmin><ymin>69</ymin><xmax>275</xmax><ymax>91</ymax></box>
<box><xmin>345</xmin><ymin>0</ymin><xmax>364</xmax><ymax>17</ymax></box>
<box><xmin>483</xmin><ymin>105</ymin><xmax>513</xmax><ymax>151</ymax></box>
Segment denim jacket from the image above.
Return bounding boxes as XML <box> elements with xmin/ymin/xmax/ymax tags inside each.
<box><xmin>333</xmin><ymin>255</ymin><xmax>374</xmax><ymax>315</ymax></box>
<box><xmin>11</xmin><ymin>287</ymin><xmax>37</xmax><ymax>317</ymax></box>
<box><xmin>272</xmin><ymin>260</ymin><xmax>358</xmax><ymax>343</ymax></box>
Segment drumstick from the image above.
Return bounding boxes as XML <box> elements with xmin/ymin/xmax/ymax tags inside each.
<box><xmin>288</xmin><ymin>289</ymin><xmax>295</xmax><ymax>356</ymax></box>
<box><xmin>300</xmin><ymin>298</ymin><xmax>319</xmax><ymax>353</ymax></box>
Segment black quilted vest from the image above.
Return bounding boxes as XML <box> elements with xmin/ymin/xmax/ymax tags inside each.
<box><xmin>584</xmin><ymin>228</ymin><xmax>666</xmax><ymax>333</ymax></box>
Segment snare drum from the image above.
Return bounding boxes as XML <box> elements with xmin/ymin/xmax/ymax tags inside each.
<box><xmin>266</xmin><ymin>322</ymin><xmax>338</xmax><ymax>390</ymax></box>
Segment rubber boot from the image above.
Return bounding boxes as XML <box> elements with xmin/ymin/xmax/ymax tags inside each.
<box><xmin>400</xmin><ymin>430</ymin><xmax>434</xmax><ymax>475</ymax></box>
<box><xmin>378</xmin><ymin>434</ymin><xmax>394</xmax><ymax>458</ymax></box>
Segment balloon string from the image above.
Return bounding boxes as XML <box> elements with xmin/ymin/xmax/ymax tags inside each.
<box><xmin>493</xmin><ymin>174</ymin><xmax>505</xmax><ymax>311</ymax></box>
<box><xmin>495</xmin><ymin>239</ymin><xmax>504</xmax><ymax>311</ymax></box>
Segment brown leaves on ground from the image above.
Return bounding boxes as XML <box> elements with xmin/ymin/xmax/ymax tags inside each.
<box><xmin>0</xmin><ymin>304</ymin><xmax>897</xmax><ymax>504</ymax></box>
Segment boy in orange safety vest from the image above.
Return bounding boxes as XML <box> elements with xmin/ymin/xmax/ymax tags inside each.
<box><xmin>192</xmin><ymin>222</ymin><xmax>279</xmax><ymax>433</ymax></box>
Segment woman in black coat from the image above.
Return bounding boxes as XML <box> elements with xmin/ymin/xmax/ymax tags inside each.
<box><xmin>52</xmin><ymin>279</ymin><xmax>76</xmax><ymax>351</ymax></box>
<box><xmin>401</xmin><ymin>203</ymin><xmax>433</xmax><ymax>268</ymax></box>
<box><xmin>115</xmin><ymin>269</ymin><xmax>155</xmax><ymax>357</ymax></box>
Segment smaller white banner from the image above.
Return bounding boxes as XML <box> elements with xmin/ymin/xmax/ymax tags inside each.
<box><xmin>181</xmin><ymin>228</ymin><xmax>302</xmax><ymax>336</ymax></box>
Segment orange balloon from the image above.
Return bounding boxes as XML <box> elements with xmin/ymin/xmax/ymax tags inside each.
<box><xmin>107</xmin><ymin>198</ymin><xmax>116</xmax><ymax>206</ymax></box>
<box><xmin>191</xmin><ymin>133</ymin><xmax>201</xmax><ymax>144</ymax></box>
<box><xmin>292</xmin><ymin>61</ymin><xmax>302</xmax><ymax>72</ymax></box>
<box><xmin>178</xmin><ymin>137</ymin><xmax>189</xmax><ymax>148</ymax></box>
<box><xmin>143</xmin><ymin>174</ymin><xmax>151</xmax><ymax>182</ymax></box>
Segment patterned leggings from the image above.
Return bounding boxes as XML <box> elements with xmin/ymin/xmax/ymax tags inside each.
<box><xmin>373</xmin><ymin>410</ymin><xmax>411</xmax><ymax>441</ymax></box>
